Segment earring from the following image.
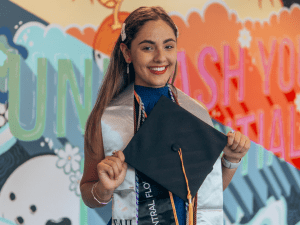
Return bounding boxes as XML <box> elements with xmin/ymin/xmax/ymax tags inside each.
<box><xmin>127</xmin><ymin>63</ymin><xmax>129</xmax><ymax>74</ymax></box>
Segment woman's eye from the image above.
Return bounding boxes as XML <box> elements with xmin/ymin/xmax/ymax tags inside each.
<box><xmin>165</xmin><ymin>45</ymin><xmax>174</xmax><ymax>49</ymax></box>
<box><xmin>143</xmin><ymin>46</ymin><xmax>152</xmax><ymax>51</ymax></box>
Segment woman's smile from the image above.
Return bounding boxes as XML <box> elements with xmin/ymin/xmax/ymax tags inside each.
<box><xmin>148</xmin><ymin>65</ymin><xmax>168</xmax><ymax>75</ymax></box>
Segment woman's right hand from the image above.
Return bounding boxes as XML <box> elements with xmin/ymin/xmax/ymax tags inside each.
<box><xmin>96</xmin><ymin>150</ymin><xmax>128</xmax><ymax>194</ymax></box>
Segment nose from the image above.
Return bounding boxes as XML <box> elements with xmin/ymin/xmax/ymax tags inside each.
<box><xmin>153</xmin><ymin>47</ymin><xmax>167</xmax><ymax>63</ymax></box>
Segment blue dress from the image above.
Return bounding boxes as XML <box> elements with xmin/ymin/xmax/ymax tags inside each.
<box><xmin>107</xmin><ymin>85</ymin><xmax>186</xmax><ymax>225</ymax></box>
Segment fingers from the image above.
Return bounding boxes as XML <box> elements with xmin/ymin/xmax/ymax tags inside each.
<box><xmin>227</xmin><ymin>130</ymin><xmax>235</xmax><ymax>147</ymax></box>
<box><xmin>103</xmin><ymin>157</ymin><xmax>122</xmax><ymax>179</ymax></box>
<box><xmin>223</xmin><ymin>145</ymin><xmax>244</xmax><ymax>159</ymax></box>
<box><xmin>98</xmin><ymin>150</ymin><xmax>126</xmax><ymax>180</ymax></box>
<box><xmin>235</xmin><ymin>135</ymin><xmax>247</xmax><ymax>152</ymax></box>
<box><xmin>120</xmin><ymin>162</ymin><xmax>128</xmax><ymax>177</ymax></box>
<box><xmin>225</xmin><ymin>130</ymin><xmax>251</xmax><ymax>161</ymax></box>
<box><xmin>114</xmin><ymin>150</ymin><xmax>125</xmax><ymax>163</ymax></box>
<box><xmin>227</xmin><ymin>131</ymin><xmax>241</xmax><ymax>151</ymax></box>
<box><xmin>244</xmin><ymin>138</ymin><xmax>251</xmax><ymax>152</ymax></box>
<box><xmin>98</xmin><ymin>162</ymin><xmax>115</xmax><ymax>180</ymax></box>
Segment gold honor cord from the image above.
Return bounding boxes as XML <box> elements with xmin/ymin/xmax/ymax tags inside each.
<box><xmin>134</xmin><ymin>90</ymin><xmax>194</xmax><ymax>224</ymax></box>
<box><xmin>169</xmin><ymin>147</ymin><xmax>194</xmax><ymax>225</ymax></box>
<box><xmin>178</xmin><ymin>148</ymin><xmax>193</xmax><ymax>225</ymax></box>
<box><xmin>169</xmin><ymin>192</ymin><xmax>179</xmax><ymax>225</ymax></box>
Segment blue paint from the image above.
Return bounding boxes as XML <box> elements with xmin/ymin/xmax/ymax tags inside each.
<box><xmin>244</xmin><ymin>144</ymin><xmax>268</xmax><ymax>208</ymax></box>
<box><xmin>0</xmin><ymin>124</ymin><xmax>17</xmax><ymax>156</ymax></box>
<box><xmin>0</xmin><ymin>91</ymin><xmax>8</xmax><ymax>104</ymax></box>
<box><xmin>268</xmin><ymin>155</ymin><xmax>291</xmax><ymax>197</ymax></box>
<box><xmin>228</xmin><ymin>166</ymin><xmax>254</xmax><ymax>217</ymax></box>
<box><xmin>0</xmin><ymin>49</ymin><xmax>7</xmax><ymax>66</ymax></box>
<box><xmin>0</xmin><ymin>217</ymin><xmax>18</xmax><ymax>225</ymax></box>
<box><xmin>224</xmin><ymin>187</ymin><xmax>243</xmax><ymax>222</ymax></box>
<box><xmin>279</xmin><ymin>160</ymin><xmax>300</xmax><ymax>194</ymax></box>
<box><xmin>87</xmin><ymin>207</ymin><xmax>106</xmax><ymax>225</ymax></box>
<box><xmin>14</xmin><ymin>24</ymin><xmax>92</xmax><ymax>76</ymax></box>
<box><xmin>0</xmin><ymin>27</ymin><xmax>28</xmax><ymax>59</ymax></box>
<box><xmin>259</xmin><ymin>149</ymin><xmax>282</xmax><ymax>200</ymax></box>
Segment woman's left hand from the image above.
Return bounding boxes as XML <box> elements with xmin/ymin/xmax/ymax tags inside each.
<box><xmin>223</xmin><ymin>130</ymin><xmax>251</xmax><ymax>163</ymax></box>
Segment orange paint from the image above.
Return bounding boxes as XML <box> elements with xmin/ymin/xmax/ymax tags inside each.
<box><xmin>66</xmin><ymin>27</ymin><xmax>96</xmax><ymax>47</ymax></box>
<box><xmin>93</xmin><ymin>12</ymin><xmax>129</xmax><ymax>55</ymax></box>
<box><xmin>171</xmin><ymin>3</ymin><xmax>300</xmax><ymax>167</ymax></box>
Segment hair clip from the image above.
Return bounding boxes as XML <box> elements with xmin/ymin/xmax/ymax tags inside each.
<box><xmin>121</xmin><ymin>23</ymin><xmax>126</xmax><ymax>42</ymax></box>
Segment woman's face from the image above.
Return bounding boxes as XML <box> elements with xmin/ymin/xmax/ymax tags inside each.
<box><xmin>122</xmin><ymin>19</ymin><xmax>177</xmax><ymax>88</ymax></box>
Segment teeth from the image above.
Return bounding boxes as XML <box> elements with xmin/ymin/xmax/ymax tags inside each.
<box><xmin>149</xmin><ymin>67</ymin><xmax>166</xmax><ymax>71</ymax></box>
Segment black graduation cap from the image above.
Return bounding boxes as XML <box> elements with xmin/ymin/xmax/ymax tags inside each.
<box><xmin>123</xmin><ymin>95</ymin><xmax>227</xmax><ymax>202</ymax></box>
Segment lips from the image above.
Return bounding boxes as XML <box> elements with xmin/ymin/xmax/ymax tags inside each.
<box><xmin>148</xmin><ymin>66</ymin><xmax>168</xmax><ymax>75</ymax></box>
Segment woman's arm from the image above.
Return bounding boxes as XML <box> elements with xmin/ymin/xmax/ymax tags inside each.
<box><xmin>222</xmin><ymin>131</ymin><xmax>251</xmax><ymax>190</ymax></box>
<box><xmin>80</xmin><ymin>125</ymin><xmax>127</xmax><ymax>208</ymax></box>
<box><xmin>222</xmin><ymin>160</ymin><xmax>238</xmax><ymax>190</ymax></box>
<box><xmin>195</xmin><ymin>100</ymin><xmax>250</xmax><ymax>191</ymax></box>
<box><xmin>80</xmin><ymin>126</ymin><xmax>110</xmax><ymax>208</ymax></box>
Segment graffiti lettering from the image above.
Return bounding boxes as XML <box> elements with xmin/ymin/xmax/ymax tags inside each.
<box><xmin>57</xmin><ymin>59</ymin><xmax>92</xmax><ymax>137</ymax></box>
<box><xmin>278</xmin><ymin>38</ymin><xmax>295</xmax><ymax>93</ymax></box>
<box><xmin>224</xmin><ymin>46</ymin><xmax>245</xmax><ymax>106</ymax></box>
<box><xmin>197</xmin><ymin>46</ymin><xmax>219</xmax><ymax>110</ymax></box>
<box><xmin>258</xmin><ymin>39</ymin><xmax>277</xmax><ymax>95</ymax></box>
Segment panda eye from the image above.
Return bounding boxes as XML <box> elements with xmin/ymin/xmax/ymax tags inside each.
<box><xmin>16</xmin><ymin>216</ymin><xmax>24</xmax><ymax>224</ymax></box>
<box><xmin>30</xmin><ymin>205</ymin><xmax>37</xmax><ymax>213</ymax></box>
<box><xmin>9</xmin><ymin>192</ymin><xmax>16</xmax><ymax>201</ymax></box>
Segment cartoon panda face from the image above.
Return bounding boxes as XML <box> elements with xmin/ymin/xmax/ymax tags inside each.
<box><xmin>0</xmin><ymin>155</ymin><xmax>80</xmax><ymax>225</ymax></box>
<box><xmin>4</xmin><ymin>191</ymin><xmax>38</xmax><ymax>224</ymax></box>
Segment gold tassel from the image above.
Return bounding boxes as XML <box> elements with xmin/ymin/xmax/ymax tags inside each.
<box><xmin>169</xmin><ymin>191</ymin><xmax>179</xmax><ymax>225</ymax></box>
<box><xmin>178</xmin><ymin>148</ymin><xmax>193</xmax><ymax>225</ymax></box>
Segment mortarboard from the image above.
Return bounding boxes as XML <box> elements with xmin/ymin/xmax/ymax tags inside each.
<box><xmin>123</xmin><ymin>95</ymin><xmax>227</xmax><ymax>223</ymax></box>
<box><xmin>123</xmin><ymin>95</ymin><xmax>227</xmax><ymax>202</ymax></box>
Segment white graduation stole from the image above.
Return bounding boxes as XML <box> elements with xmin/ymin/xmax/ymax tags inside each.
<box><xmin>101</xmin><ymin>83</ymin><xmax>223</xmax><ymax>225</ymax></box>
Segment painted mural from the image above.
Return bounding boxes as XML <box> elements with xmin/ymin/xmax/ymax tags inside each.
<box><xmin>1</xmin><ymin>0</ymin><xmax>300</xmax><ymax>224</ymax></box>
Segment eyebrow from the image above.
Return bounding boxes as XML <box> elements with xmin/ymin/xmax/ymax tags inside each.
<box><xmin>138</xmin><ymin>38</ymin><xmax>176</xmax><ymax>45</ymax></box>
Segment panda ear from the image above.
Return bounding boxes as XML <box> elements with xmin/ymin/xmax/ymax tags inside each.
<box><xmin>9</xmin><ymin>192</ymin><xmax>16</xmax><ymax>201</ymax></box>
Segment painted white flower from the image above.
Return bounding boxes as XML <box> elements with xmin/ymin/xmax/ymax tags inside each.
<box><xmin>69</xmin><ymin>170</ymin><xmax>82</xmax><ymax>196</ymax></box>
<box><xmin>295</xmin><ymin>93</ymin><xmax>300</xmax><ymax>113</ymax></box>
<box><xmin>56</xmin><ymin>143</ymin><xmax>81</xmax><ymax>174</ymax></box>
<box><xmin>238</xmin><ymin>28</ymin><xmax>252</xmax><ymax>48</ymax></box>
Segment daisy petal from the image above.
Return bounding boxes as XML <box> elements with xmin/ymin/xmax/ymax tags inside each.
<box><xmin>57</xmin><ymin>149</ymin><xmax>66</xmax><ymax>159</ymax></box>
<box><xmin>71</xmin><ymin>161</ymin><xmax>80</xmax><ymax>171</ymax></box>
<box><xmin>57</xmin><ymin>159</ymin><xmax>66</xmax><ymax>168</ymax></box>
<box><xmin>73</xmin><ymin>154</ymin><xmax>81</xmax><ymax>161</ymax></box>
<box><xmin>64</xmin><ymin>163</ymin><xmax>71</xmax><ymax>174</ymax></box>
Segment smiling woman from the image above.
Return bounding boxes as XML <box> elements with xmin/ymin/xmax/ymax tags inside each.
<box><xmin>120</xmin><ymin>19</ymin><xmax>177</xmax><ymax>88</ymax></box>
<box><xmin>80</xmin><ymin>6</ymin><xmax>250</xmax><ymax>225</ymax></box>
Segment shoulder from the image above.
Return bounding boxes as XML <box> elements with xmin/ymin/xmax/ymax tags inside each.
<box><xmin>195</xmin><ymin>99</ymin><xmax>209</xmax><ymax>112</ymax></box>
<box><xmin>172</xmin><ymin>86</ymin><xmax>208</xmax><ymax>112</ymax></box>
<box><xmin>106</xmin><ymin>83</ymin><xmax>134</xmax><ymax>108</ymax></box>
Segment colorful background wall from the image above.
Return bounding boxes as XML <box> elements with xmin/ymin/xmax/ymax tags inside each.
<box><xmin>1</xmin><ymin>0</ymin><xmax>300</xmax><ymax>224</ymax></box>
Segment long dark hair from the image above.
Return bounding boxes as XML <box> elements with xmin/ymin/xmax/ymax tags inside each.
<box><xmin>85</xmin><ymin>6</ymin><xmax>179</xmax><ymax>155</ymax></box>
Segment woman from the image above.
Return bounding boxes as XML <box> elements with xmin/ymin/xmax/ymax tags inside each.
<box><xmin>80</xmin><ymin>6</ymin><xmax>251</xmax><ymax>225</ymax></box>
